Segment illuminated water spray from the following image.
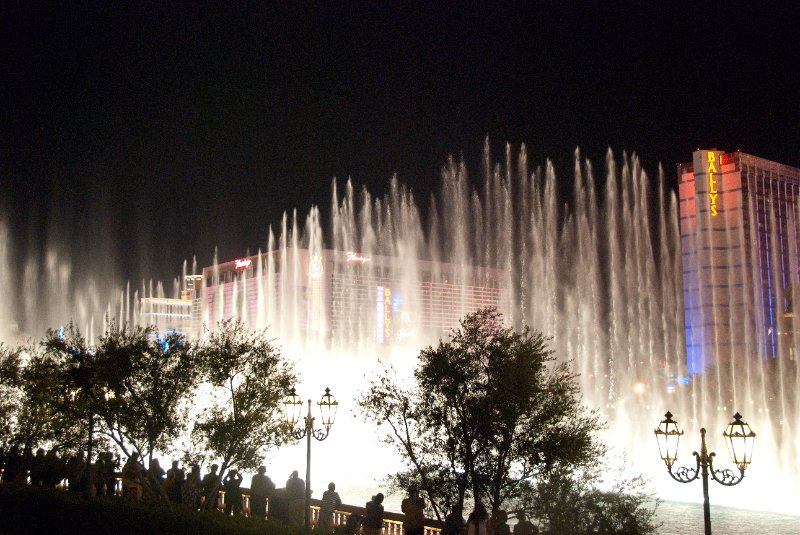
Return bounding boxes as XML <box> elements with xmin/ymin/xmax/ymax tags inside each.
<box><xmin>1</xmin><ymin>142</ymin><xmax>798</xmax><ymax>514</ymax></box>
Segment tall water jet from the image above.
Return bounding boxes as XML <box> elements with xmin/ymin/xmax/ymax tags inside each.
<box><xmin>1</xmin><ymin>144</ymin><xmax>798</xmax><ymax>514</ymax></box>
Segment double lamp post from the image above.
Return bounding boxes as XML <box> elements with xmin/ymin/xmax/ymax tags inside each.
<box><xmin>283</xmin><ymin>387</ymin><xmax>339</xmax><ymax>530</ymax></box>
<box><xmin>655</xmin><ymin>411</ymin><xmax>756</xmax><ymax>535</ymax></box>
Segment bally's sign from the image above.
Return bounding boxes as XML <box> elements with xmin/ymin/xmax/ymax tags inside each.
<box><xmin>707</xmin><ymin>151</ymin><xmax>719</xmax><ymax>217</ymax></box>
<box><xmin>695</xmin><ymin>149</ymin><xmax>722</xmax><ymax>217</ymax></box>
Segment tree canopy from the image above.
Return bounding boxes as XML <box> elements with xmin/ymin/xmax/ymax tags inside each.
<box><xmin>359</xmin><ymin>308</ymin><xmax>654</xmax><ymax>532</ymax></box>
<box><xmin>93</xmin><ymin>325</ymin><xmax>200</xmax><ymax>463</ymax></box>
<box><xmin>191</xmin><ymin>320</ymin><xmax>296</xmax><ymax>507</ymax></box>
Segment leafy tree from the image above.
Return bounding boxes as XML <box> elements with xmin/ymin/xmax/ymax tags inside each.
<box><xmin>359</xmin><ymin>308</ymin><xmax>604</xmax><ymax>520</ymax></box>
<box><xmin>94</xmin><ymin>324</ymin><xmax>200</xmax><ymax>465</ymax></box>
<box><xmin>358</xmin><ymin>369</ymin><xmax>461</xmax><ymax>521</ymax></box>
<box><xmin>43</xmin><ymin>324</ymin><xmax>111</xmax><ymax>493</ymax></box>
<box><xmin>525</xmin><ymin>467</ymin><xmax>659</xmax><ymax>535</ymax></box>
<box><xmin>17</xmin><ymin>344</ymin><xmax>86</xmax><ymax>453</ymax></box>
<box><xmin>192</xmin><ymin>320</ymin><xmax>296</xmax><ymax>508</ymax></box>
<box><xmin>0</xmin><ymin>344</ymin><xmax>23</xmax><ymax>447</ymax></box>
<box><xmin>0</xmin><ymin>340</ymin><xmax>87</xmax><ymax>454</ymax></box>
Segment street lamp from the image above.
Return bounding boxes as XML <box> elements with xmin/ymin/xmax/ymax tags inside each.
<box><xmin>654</xmin><ymin>411</ymin><xmax>756</xmax><ymax>535</ymax></box>
<box><xmin>283</xmin><ymin>387</ymin><xmax>338</xmax><ymax>530</ymax></box>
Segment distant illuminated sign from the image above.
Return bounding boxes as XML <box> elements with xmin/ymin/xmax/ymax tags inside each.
<box><xmin>234</xmin><ymin>259</ymin><xmax>252</xmax><ymax>271</ymax></box>
<box><xmin>347</xmin><ymin>251</ymin><xmax>371</xmax><ymax>263</ymax></box>
<box><xmin>707</xmin><ymin>151</ymin><xmax>719</xmax><ymax>217</ymax></box>
<box><xmin>308</xmin><ymin>254</ymin><xmax>323</xmax><ymax>279</ymax></box>
<box><xmin>376</xmin><ymin>286</ymin><xmax>392</xmax><ymax>344</ymax></box>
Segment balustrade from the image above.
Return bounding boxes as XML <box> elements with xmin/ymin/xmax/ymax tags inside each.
<box><xmin>5</xmin><ymin>474</ymin><xmax>442</xmax><ymax>534</ymax></box>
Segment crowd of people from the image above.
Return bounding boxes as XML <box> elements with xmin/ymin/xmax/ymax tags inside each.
<box><xmin>442</xmin><ymin>502</ymin><xmax>539</xmax><ymax>535</ymax></box>
<box><xmin>0</xmin><ymin>445</ymin><xmax>279</xmax><ymax>515</ymax></box>
<box><xmin>0</xmin><ymin>446</ymin><xmax>119</xmax><ymax>495</ymax></box>
<box><xmin>1</xmin><ymin>448</ymin><xmax>539</xmax><ymax>535</ymax></box>
<box><xmin>118</xmin><ymin>453</ymin><xmax>280</xmax><ymax>518</ymax></box>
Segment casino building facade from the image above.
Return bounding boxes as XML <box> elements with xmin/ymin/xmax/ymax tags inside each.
<box><xmin>679</xmin><ymin>150</ymin><xmax>800</xmax><ymax>374</ymax></box>
<box><xmin>197</xmin><ymin>248</ymin><xmax>510</xmax><ymax>346</ymax></box>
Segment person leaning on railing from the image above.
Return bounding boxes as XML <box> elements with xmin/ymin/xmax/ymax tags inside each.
<box><xmin>364</xmin><ymin>493</ymin><xmax>385</xmax><ymax>535</ymax></box>
<box><xmin>401</xmin><ymin>485</ymin><xmax>426</xmax><ymax>535</ymax></box>
<box><xmin>250</xmin><ymin>466</ymin><xmax>275</xmax><ymax>519</ymax></box>
<box><xmin>443</xmin><ymin>506</ymin><xmax>466</xmax><ymax>535</ymax></box>
<box><xmin>466</xmin><ymin>503</ymin><xmax>488</xmax><ymax>535</ymax></box>
<box><xmin>319</xmin><ymin>482</ymin><xmax>342</xmax><ymax>532</ymax></box>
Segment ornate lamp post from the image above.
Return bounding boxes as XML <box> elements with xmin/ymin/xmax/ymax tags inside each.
<box><xmin>283</xmin><ymin>387</ymin><xmax>338</xmax><ymax>530</ymax></box>
<box><xmin>655</xmin><ymin>411</ymin><xmax>756</xmax><ymax>535</ymax></box>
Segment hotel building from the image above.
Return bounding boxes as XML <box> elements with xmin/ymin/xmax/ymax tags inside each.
<box><xmin>679</xmin><ymin>150</ymin><xmax>800</xmax><ymax>374</ymax></box>
<box><xmin>139</xmin><ymin>274</ymin><xmax>204</xmax><ymax>337</ymax></box>
<box><xmin>199</xmin><ymin>249</ymin><xmax>510</xmax><ymax>346</ymax></box>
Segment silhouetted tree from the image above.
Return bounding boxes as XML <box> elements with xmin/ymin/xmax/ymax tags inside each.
<box><xmin>0</xmin><ymin>344</ymin><xmax>23</xmax><ymax>448</ymax></box>
<box><xmin>191</xmin><ymin>320</ymin><xmax>296</xmax><ymax>509</ymax></box>
<box><xmin>0</xmin><ymin>340</ymin><xmax>86</xmax><ymax>454</ymax></box>
<box><xmin>525</xmin><ymin>466</ymin><xmax>659</xmax><ymax>535</ymax></box>
<box><xmin>359</xmin><ymin>308</ymin><xmax>604</xmax><ymax>521</ymax></box>
<box><xmin>44</xmin><ymin>324</ymin><xmax>111</xmax><ymax>494</ymax></box>
<box><xmin>94</xmin><ymin>324</ymin><xmax>200</xmax><ymax>464</ymax></box>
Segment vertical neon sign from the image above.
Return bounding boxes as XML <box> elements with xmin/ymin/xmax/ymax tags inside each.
<box><xmin>708</xmin><ymin>151</ymin><xmax>719</xmax><ymax>216</ymax></box>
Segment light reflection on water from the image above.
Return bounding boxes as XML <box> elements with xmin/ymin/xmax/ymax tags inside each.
<box><xmin>655</xmin><ymin>501</ymin><xmax>799</xmax><ymax>535</ymax></box>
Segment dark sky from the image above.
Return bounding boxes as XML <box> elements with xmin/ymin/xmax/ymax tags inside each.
<box><xmin>2</xmin><ymin>2</ymin><xmax>799</xmax><ymax>283</ymax></box>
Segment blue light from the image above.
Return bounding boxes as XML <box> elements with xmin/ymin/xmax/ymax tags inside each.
<box><xmin>685</xmin><ymin>323</ymin><xmax>704</xmax><ymax>375</ymax></box>
<box><xmin>392</xmin><ymin>293</ymin><xmax>403</xmax><ymax>312</ymax></box>
<box><xmin>57</xmin><ymin>326</ymin><xmax>64</xmax><ymax>340</ymax></box>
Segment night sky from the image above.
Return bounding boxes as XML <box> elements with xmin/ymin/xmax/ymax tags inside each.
<box><xmin>2</xmin><ymin>2</ymin><xmax>799</xmax><ymax>284</ymax></box>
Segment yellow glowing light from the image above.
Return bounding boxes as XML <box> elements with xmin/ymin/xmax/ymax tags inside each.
<box><xmin>633</xmin><ymin>382</ymin><xmax>646</xmax><ymax>395</ymax></box>
<box><xmin>708</xmin><ymin>151</ymin><xmax>719</xmax><ymax>216</ymax></box>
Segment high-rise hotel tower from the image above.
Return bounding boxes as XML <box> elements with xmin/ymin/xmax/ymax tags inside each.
<box><xmin>679</xmin><ymin>150</ymin><xmax>800</xmax><ymax>374</ymax></box>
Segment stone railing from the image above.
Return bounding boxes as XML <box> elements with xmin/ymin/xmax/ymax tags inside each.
<box><xmin>221</xmin><ymin>487</ymin><xmax>442</xmax><ymax>535</ymax></box>
<box><xmin>10</xmin><ymin>474</ymin><xmax>442</xmax><ymax>535</ymax></box>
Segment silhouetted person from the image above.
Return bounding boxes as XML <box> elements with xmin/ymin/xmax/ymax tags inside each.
<box><xmin>364</xmin><ymin>493</ymin><xmax>385</xmax><ymax>535</ymax></box>
<box><xmin>30</xmin><ymin>448</ymin><xmax>46</xmax><ymax>487</ymax></box>
<box><xmin>21</xmin><ymin>447</ymin><xmax>33</xmax><ymax>484</ymax></box>
<box><xmin>467</xmin><ymin>503</ymin><xmax>488</xmax><ymax>535</ymax></box>
<box><xmin>223</xmin><ymin>468</ymin><xmax>244</xmax><ymax>515</ymax></box>
<box><xmin>319</xmin><ymin>481</ymin><xmax>342</xmax><ymax>532</ymax></box>
<box><xmin>149</xmin><ymin>458</ymin><xmax>165</xmax><ymax>486</ymax></box>
<box><xmin>250</xmin><ymin>465</ymin><xmax>275</xmax><ymax>519</ymax></box>
<box><xmin>95</xmin><ymin>452</ymin><xmax>117</xmax><ymax>495</ymax></box>
<box><xmin>165</xmin><ymin>460</ymin><xmax>185</xmax><ymax>503</ymax></box>
<box><xmin>402</xmin><ymin>484</ymin><xmax>426</xmax><ymax>535</ymax></box>
<box><xmin>444</xmin><ymin>505</ymin><xmax>466</xmax><ymax>535</ymax></box>
<box><xmin>66</xmin><ymin>451</ymin><xmax>86</xmax><ymax>492</ymax></box>
<box><xmin>42</xmin><ymin>449</ymin><xmax>64</xmax><ymax>488</ymax></box>
<box><xmin>202</xmin><ymin>464</ymin><xmax>220</xmax><ymax>509</ymax></box>
<box><xmin>122</xmin><ymin>453</ymin><xmax>144</xmax><ymax>499</ymax></box>
<box><xmin>182</xmin><ymin>464</ymin><xmax>202</xmax><ymax>509</ymax></box>
<box><xmin>513</xmin><ymin>511</ymin><xmax>537</xmax><ymax>535</ymax></box>
<box><xmin>3</xmin><ymin>446</ymin><xmax>22</xmax><ymax>484</ymax></box>
<box><xmin>490</xmin><ymin>509</ymin><xmax>510</xmax><ymax>535</ymax></box>
<box><xmin>286</xmin><ymin>470</ymin><xmax>305</xmax><ymax>526</ymax></box>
